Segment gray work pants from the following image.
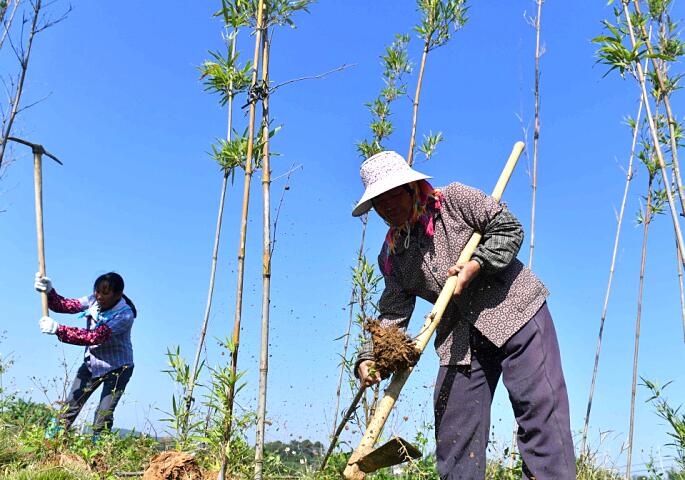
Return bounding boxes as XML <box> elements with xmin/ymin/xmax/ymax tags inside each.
<box><xmin>59</xmin><ymin>363</ymin><xmax>133</xmax><ymax>434</ymax></box>
<box><xmin>433</xmin><ymin>303</ymin><xmax>576</xmax><ymax>479</ymax></box>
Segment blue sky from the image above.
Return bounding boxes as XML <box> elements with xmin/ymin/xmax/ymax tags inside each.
<box><xmin>1</xmin><ymin>0</ymin><xmax>685</xmax><ymax>474</ymax></box>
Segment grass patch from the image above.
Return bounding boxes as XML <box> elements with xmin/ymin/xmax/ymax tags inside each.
<box><xmin>0</xmin><ymin>467</ymin><xmax>97</xmax><ymax>480</ymax></box>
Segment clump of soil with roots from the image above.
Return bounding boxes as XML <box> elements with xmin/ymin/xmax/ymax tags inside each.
<box><xmin>143</xmin><ymin>451</ymin><xmax>205</xmax><ymax>480</ymax></box>
<box><xmin>365</xmin><ymin>319</ymin><xmax>420</xmax><ymax>378</ymax></box>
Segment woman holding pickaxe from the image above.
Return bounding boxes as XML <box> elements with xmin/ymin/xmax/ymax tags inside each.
<box><xmin>35</xmin><ymin>272</ymin><xmax>136</xmax><ymax>437</ymax></box>
<box><xmin>352</xmin><ymin>151</ymin><xmax>575</xmax><ymax>480</ymax></box>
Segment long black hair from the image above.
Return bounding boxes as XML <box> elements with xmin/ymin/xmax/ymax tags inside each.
<box><xmin>94</xmin><ymin>272</ymin><xmax>137</xmax><ymax>317</ymax></box>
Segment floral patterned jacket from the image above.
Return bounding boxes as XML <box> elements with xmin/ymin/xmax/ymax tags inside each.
<box><xmin>358</xmin><ymin>182</ymin><xmax>548</xmax><ymax>368</ymax></box>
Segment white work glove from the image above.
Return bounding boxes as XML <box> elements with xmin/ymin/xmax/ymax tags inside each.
<box><xmin>39</xmin><ymin>316</ymin><xmax>59</xmax><ymax>335</ymax></box>
<box><xmin>34</xmin><ymin>273</ymin><xmax>53</xmax><ymax>293</ymax></box>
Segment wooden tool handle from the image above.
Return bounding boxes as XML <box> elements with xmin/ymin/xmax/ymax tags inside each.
<box><xmin>343</xmin><ymin>141</ymin><xmax>525</xmax><ymax>480</ymax></box>
<box><xmin>34</xmin><ymin>152</ymin><xmax>48</xmax><ymax>317</ymax></box>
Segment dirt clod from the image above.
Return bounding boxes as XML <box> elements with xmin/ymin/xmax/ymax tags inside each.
<box><xmin>56</xmin><ymin>453</ymin><xmax>91</xmax><ymax>471</ymax></box>
<box><xmin>365</xmin><ymin>319</ymin><xmax>419</xmax><ymax>378</ymax></box>
<box><xmin>143</xmin><ymin>451</ymin><xmax>204</xmax><ymax>480</ymax></box>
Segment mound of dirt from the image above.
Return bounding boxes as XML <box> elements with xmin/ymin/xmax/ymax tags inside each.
<box><xmin>365</xmin><ymin>319</ymin><xmax>419</xmax><ymax>378</ymax></box>
<box><xmin>56</xmin><ymin>452</ymin><xmax>91</xmax><ymax>471</ymax></box>
<box><xmin>143</xmin><ymin>451</ymin><xmax>204</xmax><ymax>480</ymax></box>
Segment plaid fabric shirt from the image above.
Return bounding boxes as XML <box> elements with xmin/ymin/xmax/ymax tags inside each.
<box><xmin>48</xmin><ymin>290</ymin><xmax>135</xmax><ymax>378</ymax></box>
<box><xmin>357</xmin><ymin>182</ymin><xmax>548</xmax><ymax>369</ymax></box>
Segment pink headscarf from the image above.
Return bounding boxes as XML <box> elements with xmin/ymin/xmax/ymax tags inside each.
<box><xmin>380</xmin><ymin>179</ymin><xmax>444</xmax><ymax>275</ymax></box>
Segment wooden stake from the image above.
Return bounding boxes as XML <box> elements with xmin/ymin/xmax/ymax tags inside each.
<box><xmin>343</xmin><ymin>142</ymin><xmax>525</xmax><ymax>480</ymax></box>
<box><xmin>254</xmin><ymin>21</ymin><xmax>271</xmax><ymax>480</ymax></box>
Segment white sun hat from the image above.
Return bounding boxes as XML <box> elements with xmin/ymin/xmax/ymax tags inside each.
<box><xmin>352</xmin><ymin>150</ymin><xmax>431</xmax><ymax>217</ymax></box>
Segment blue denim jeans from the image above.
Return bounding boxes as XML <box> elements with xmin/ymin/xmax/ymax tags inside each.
<box><xmin>59</xmin><ymin>363</ymin><xmax>133</xmax><ymax>434</ymax></box>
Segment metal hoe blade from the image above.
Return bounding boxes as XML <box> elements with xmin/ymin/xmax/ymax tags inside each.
<box><xmin>356</xmin><ymin>437</ymin><xmax>422</xmax><ymax>473</ymax></box>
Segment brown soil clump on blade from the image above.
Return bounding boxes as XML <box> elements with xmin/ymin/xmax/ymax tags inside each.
<box><xmin>143</xmin><ymin>451</ymin><xmax>204</xmax><ymax>480</ymax></box>
<box><xmin>366</xmin><ymin>319</ymin><xmax>419</xmax><ymax>378</ymax></box>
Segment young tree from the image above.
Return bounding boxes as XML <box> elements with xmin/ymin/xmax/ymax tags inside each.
<box><xmin>631</xmin><ymin>0</ymin><xmax>685</xmax><ymax>216</ymax></box>
<box><xmin>580</xmin><ymin>90</ymin><xmax>645</xmax><ymax>456</ymax></box>
<box><xmin>528</xmin><ymin>0</ymin><xmax>543</xmax><ymax>269</ymax></box>
<box><xmin>407</xmin><ymin>0</ymin><xmax>467</xmax><ymax>166</ymax></box>
<box><xmin>183</xmin><ymin>0</ymin><xmax>252</xmax><ymax>441</ymax></box>
<box><xmin>252</xmin><ymin>2</ymin><xmax>315</xmax><ymax>477</ymax></box>
<box><xmin>0</xmin><ymin>0</ymin><xmax>70</xmax><ymax>170</ymax></box>
<box><xmin>332</xmin><ymin>34</ymin><xmax>412</xmax><ymax>439</ymax></box>
<box><xmin>224</xmin><ymin>0</ymin><xmax>266</xmax><ymax>458</ymax></box>
<box><xmin>254</xmin><ymin>26</ymin><xmax>271</xmax><ymax>480</ymax></box>
<box><xmin>626</xmin><ymin>136</ymin><xmax>668</xmax><ymax>479</ymax></box>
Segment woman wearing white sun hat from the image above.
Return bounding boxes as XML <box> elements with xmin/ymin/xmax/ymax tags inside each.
<box><xmin>353</xmin><ymin>150</ymin><xmax>575</xmax><ymax>480</ymax></box>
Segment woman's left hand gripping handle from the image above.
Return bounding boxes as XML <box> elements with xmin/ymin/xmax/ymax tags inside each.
<box><xmin>34</xmin><ymin>272</ymin><xmax>53</xmax><ymax>293</ymax></box>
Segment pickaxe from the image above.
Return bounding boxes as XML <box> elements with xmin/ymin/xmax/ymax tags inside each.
<box><xmin>343</xmin><ymin>141</ymin><xmax>525</xmax><ymax>479</ymax></box>
<box><xmin>7</xmin><ymin>136</ymin><xmax>63</xmax><ymax>316</ymax></box>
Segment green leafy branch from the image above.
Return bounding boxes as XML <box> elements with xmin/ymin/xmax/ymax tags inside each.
<box><xmin>415</xmin><ymin>0</ymin><xmax>468</xmax><ymax>52</ymax></box>
<box><xmin>357</xmin><ymin>34</ymin><xmax>412</xmax><ymax>158</ymax></box>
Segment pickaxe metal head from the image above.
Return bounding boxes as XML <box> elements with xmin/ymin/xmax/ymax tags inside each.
<box><xmin>7</xmin><ymin>136</ymin><xmax>63</xmax><ymax>165</ymax></box>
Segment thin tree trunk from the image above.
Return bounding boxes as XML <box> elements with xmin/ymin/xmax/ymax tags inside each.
<box><xmin>528</xmin><ymin>0</ymin><xmax>542</xmax><ymax>269</ymax></box>
<box><xmin>626</xmin><ymin>178</ymin><xmax>654</xmax><ymax>480</ymax></box>
<box><xmin>622</xmin><ymin>2</ymin><xmax>685</xmax><ymax>269</ymax></box>
<box><xmin>676</xmin><ymin>238</ymin><xmax>685</xmax><ymax>343</ymax></box>
<box><xmin>184</xmin><ymin>29</ymin><xmax>238</xmax><ymax>442</ymax></box>
<box><xmin>226</xmin><ymin>0</ymin><xmax>264</xmax><ymax>413</ymax></box>
<box><xmin>631</xmin><ymin>0</ymin><xmax>685</xmax><ymax>217</ymax></box>
<box><xmin>183</xmin><ymin>173</ymin><xmax>228</xmax><ymax>425</ymax></box>
<box><xmin>580</xmin><ymin>88</ymin><xmax>645</xmax><ymax>456</ymax></box>
<box><xmin>219</xmin><ymin>1</ymin><xmax>265</xmax><ymax>475</ymax></box>
<box><xmin>511</xmin><ymin>3</ymin><xmax>545</xmax><ymax>466</ymax></box>
<box><xmin>406</xmin><ymin>42</ymin><xmax>429</xmax><ymax>167</ymax></box>
<box><xmin>330</xmin><ymin>215</ymin><xmax>368</xmax><ymax>440</ymax></box>
<box><xmin>254</xmin><ymin>27</ymin><xmax>271</xmax><ymax>480</ymax></box>
<box><xmin>0</xmin><ymin>0</ymin><xmax>21</xmax><ymax>51</ymax></box>
<box><xmin>0</xmin><ymin>0</ymin><xmax>41</xmax><ymax>169</ymax></box>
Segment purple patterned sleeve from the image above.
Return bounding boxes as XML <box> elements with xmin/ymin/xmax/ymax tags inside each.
<box><xmin>354</xmin><ymin>255</ymin><xmax>417</xmax><ymax>378</ymax></box>
<box><xmin>48</xmin><ymin>289</ymin><xmax>88</xmax><ymax>314</ymax></box>
<box><xmin>377</xmin><ymin>262</ymin><xmax>416</xmax><ymax>331</ymax></box>
<box><xmin>56</xmin><ymin>324</ymin><xmax>112</xmax><ymax>346</ymax></box>
<box><xmin>443</xmin><ymin>183</ymin><xmax>522</xmax><ymax>274</ymax></box>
